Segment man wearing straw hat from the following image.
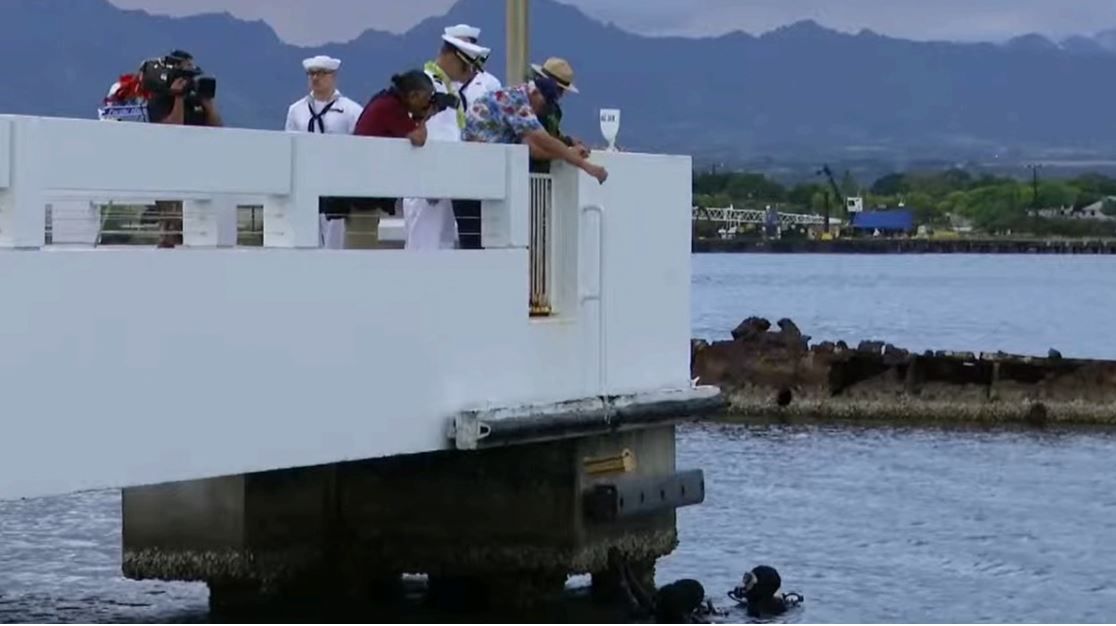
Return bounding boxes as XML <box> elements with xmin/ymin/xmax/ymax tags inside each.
<box><xmin>463</xmin><ymin>56</ymin><xmax>607</xmax><ymax>185</ymax></box>
<box><xmin>529</xmin><ymin>58</ymin><xmax>590</xmax><ymax>173</ymax></box>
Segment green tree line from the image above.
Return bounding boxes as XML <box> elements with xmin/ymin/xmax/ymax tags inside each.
<box><xmin>694</xmin><ymin>168</ymin><xmax>1116</xmax><ymax>236</ymax></box>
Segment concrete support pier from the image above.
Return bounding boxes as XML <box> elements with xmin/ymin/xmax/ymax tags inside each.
<box><xmin>122</xmin><ymin>426</ymin><xmax>697</xmax><ymax>612</ymax></box>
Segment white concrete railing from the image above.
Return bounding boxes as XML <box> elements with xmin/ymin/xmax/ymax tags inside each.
<box><xmin>44</xmin><ymin>201</ymin><xmax>269</xmax><ymax>247</ymax></box>
<box><xmin>0</xmin><ymin>114</ymin><xmax>696</xmax><ymax>500</ymax></box>
<box><xmin>0</xmin><ymin>115</ymin><xmax>529</xmax><ymax>250</ymax></box>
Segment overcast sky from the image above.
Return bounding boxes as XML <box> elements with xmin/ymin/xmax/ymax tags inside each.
<box><xmin>107</xmin><ymin>0</ymin><xmax>1116</xmax><ymax>46</ymax></box>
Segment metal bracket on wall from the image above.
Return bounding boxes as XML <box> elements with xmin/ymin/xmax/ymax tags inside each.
<box><xmin>447</xmin><ymin>413</ymin><xmax>492</xmax><ymax>451</ymax></box>
<box><xmin>583</xmin><ymin>469</ymin><xmax>705</xmax><ymax>522</ymax></box>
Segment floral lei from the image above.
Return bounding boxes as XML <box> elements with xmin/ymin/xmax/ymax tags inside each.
<box><xmin>105</xmin><ymin>73</ymin><xmax>150</xmax><ymax>105</ymax></box>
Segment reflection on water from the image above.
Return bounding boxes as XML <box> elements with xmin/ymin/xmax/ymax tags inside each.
<box><xmin>3</xmin><ymin>424</ymin><xmax>1116</xmax><ymax>623</ymax></box>
<box><xmin>661</xmin><ymin>422</ymin><xmax>1116</xmax><ymax>623</ymax></box>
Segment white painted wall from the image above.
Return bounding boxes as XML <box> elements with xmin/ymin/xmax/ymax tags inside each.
<box><xmin>583</xmin><ymin>153</ymin><xmax>694</xmax><ymax>395</ymax></box>
<box><xmin>0</xmin><ymin>115</ymin><xmax>693</xmax><ymax>500</ymax></box>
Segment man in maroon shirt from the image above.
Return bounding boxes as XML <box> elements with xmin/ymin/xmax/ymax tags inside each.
<box><xmin>347</xmin><ymin>70</ymin><xmax>434</xmax><ymax>248</ymax></box>
<box><xmin>354</xmin><ymin>70</ymin><xmax>432</xmax><ymax>145</ymax></box>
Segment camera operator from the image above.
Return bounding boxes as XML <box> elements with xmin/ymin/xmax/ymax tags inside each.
<box><xmin>141</xmin><ymin>50</ymin><xmax>221</xmax><ymax>248</ymax></box>
<box><xmin>145</xmin><ymin>50</ymin><xmax>222</xmax><ymax>127</ymax></box>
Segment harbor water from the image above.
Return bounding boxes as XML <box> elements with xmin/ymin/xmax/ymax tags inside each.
<box><xmin>3</xmin><ymin>254</ymin><xmax>1116</xmax><ymax>623</ymax></box>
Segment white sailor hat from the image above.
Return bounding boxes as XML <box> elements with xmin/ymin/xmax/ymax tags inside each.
<box><xmin>442</xmin><ymin>35</ymin><xmax>491</xmax><ymax>65</ymax></box>
<box><xmin>444</xmin><ymin>24</ymin><xmax>481</xmax><ymax>41</ymax></box>
<box><xmin>302</xmin><ymin>55</ymin><xmax>341</xmax><ymax>72</ymax></box>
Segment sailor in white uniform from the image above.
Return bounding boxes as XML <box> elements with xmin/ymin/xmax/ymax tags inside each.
<box><xmin>402</xmin><ymin>34</ymin><xmax>490</xmax><ymax>250</ymax></box>
<box><xmin>285</xmin><ymin>55</ymin><xmax>362</xmax><ymax>249</ymax></box>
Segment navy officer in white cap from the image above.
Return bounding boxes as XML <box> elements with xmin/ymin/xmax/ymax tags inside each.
<box><xmin>443</xmin><ymin>24</ymin><xmax>502</xmax><ymax>109</ymax></box>
<box><xmin>401</xmin><ymin>31</ymin><xmax>490</xmax><ymax>250</ymax></box>
<box><xmin>285</xmin><ymin>55</ymin><xmax>362</xmax><ymax>249</ymax></box>
<box><xmin>443</xmin><ymin>23</ymin><xmax>502</xmax><ymax>250</ymax></box>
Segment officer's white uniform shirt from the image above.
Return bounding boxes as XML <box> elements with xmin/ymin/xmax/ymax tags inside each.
<box><xmin>424</xmin><ymin>70</ymin><xmax>463</xmax><ymax>144</ymax></box>
<box><xmin>285</xmin><ymin>90</ymin><xmax>361</xmax><ymax>135</ymax></box>
<box><xmin>457</xmin><ymin>71</ymin><xmax>503</xmax><ymax>111</ymax></box>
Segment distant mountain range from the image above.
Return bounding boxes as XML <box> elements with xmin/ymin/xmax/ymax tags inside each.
<box><xmin>5</xmin><ymin>0</ymin><xmax>1116</xmax><ymax>167</ymax></box>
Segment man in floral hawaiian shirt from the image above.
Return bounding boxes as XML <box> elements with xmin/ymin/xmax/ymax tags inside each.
<box><xmin>463</xmin><ymin>57</ymin><xmax>608</xmax><ymax>184</ymax></box>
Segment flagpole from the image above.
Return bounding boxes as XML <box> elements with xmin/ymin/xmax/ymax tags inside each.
<box><xmin>506</xmin><ymin>0</ymin><xmax>529</xmax><ymax>85</ymax></box>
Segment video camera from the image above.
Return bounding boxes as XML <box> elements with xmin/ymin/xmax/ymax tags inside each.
<box><xmin>140</xmin><ymin>55</ymin><xmax>217</xmax><ymax>100</ymax></box>
<box><xmin>429</xmin><ymin>92</ymin><xmax>460</xmax><ymax>114</ymax></box>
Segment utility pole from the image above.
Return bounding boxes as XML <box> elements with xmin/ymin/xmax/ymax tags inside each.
<box><xmin>817</xmin><ymin>165</ymin><xmax>842</xmax><ymax>236</ymax></box>
<box><xmin>1028</xmin><ymin>163</ymin><xmax>1043</xmax><ymax>210</ymax></box>
<box><xmin>506</xmin><ymin>0</ymin><xmax>530</xmax><ymax>85</ymax></box>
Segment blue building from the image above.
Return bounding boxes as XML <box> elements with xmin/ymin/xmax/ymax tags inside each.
<box><xmin>850</xmin><ymin>209</ymin><xmax>915</xmax><ymax>234</ymax></box>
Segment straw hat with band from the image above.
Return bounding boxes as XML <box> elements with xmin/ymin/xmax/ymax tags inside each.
<box><xmin>532</xmin><ymin>58</ymin><xmax>579</xmax><ymax>95</ymax></box>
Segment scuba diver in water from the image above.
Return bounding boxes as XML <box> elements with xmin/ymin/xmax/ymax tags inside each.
<box><xmin>608</xmin><ymin>549</ymin><xmax>719</xmax><ymax>623</ymax></box>
<box><xmin>727</xmin><ymin>565</ymin><xmax>805</xmax><ymax>618</ymax></box>
<box><xmin>607</xmin><ymin>550</ymin><xmax>803</xmax><ymax>623</ymax></box>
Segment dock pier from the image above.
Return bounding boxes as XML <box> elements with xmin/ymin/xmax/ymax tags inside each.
<box><xmin>122</xmin><ymin>425</ymin><xmax>687</xmax><ymax>612</ymax></box>
<box><xmin>0</xmin><ymin>111</ymin><xmax>717</xmax><ymax>612</ymax></box>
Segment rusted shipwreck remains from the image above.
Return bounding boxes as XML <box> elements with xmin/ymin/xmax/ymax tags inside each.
<box><xmin>692</xmin><ymin>318</ymin><xmax>1116</xmax><ymax>426</ymax></box>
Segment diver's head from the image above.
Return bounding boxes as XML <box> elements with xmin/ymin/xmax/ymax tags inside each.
<box><xmin>741</xmin><ymin>565</ymin><xmax>782</xmax><ymax>602</ymax></box>
<box><xmin>655</xmin><ymin>579</ymin><xmax>706</xmax><ymax>623</ymax></box>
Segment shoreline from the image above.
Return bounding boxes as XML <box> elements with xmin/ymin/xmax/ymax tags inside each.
<box><xmin>707</xmin><ymin>412</ymin><xmax>1116</xmax><ymax>433</ymax></box>
<box><xmin>692</xmin><ymin>238</ymin><xmax>1116</xmax><ymax>254</ymax></box>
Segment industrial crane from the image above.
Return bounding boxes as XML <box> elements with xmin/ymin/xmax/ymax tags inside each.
<box><xmin>816</xmin><ymin>164</ymin><xmax>845</xmax><ymax>235</ymax></box>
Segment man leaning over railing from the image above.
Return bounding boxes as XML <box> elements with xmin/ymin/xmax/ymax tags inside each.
<box><xmin>528</xmin><ymin>59</ymin><xmax>592</xmax><ymax>174</ymax></box>
<box><xmin>462</xmin><ymin>57</ymin><xmax>607</xmax><ymax>185</ymax></box>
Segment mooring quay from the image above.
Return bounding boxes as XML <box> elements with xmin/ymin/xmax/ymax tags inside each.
<box><xmin>0</xmin><ymin>104</ymin><xmax>719</xmax><ymax>608</ymax></box>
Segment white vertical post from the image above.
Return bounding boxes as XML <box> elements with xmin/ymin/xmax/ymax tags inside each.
<box><xmin>0</xmin><ymin>117</ymin><xmax>46</xmax><ymax>249</ymax></box>
<box><xmin>548</xmin><ymin>162</ymin><xmax>581</xmax><ymax>316</ymax></box>
<box><xmin>47</xmin><ymin>200</ymin><xmax>100</xmax><ymax>246</ymax></box>
<box><xmin>482</xmin><ymin>146</ymin><xmax>530</xmax><ymax>249</ymax></box>
<box><xmin>263</xmin><ymin>138</ymin><xmax>319</xmax><ymax>248</ymax></box>
<box><xmin>263</xmin><ymin>192</ymin><xmax>319</xmax><ymax>248</ymax></box>
<box><xmin>183</xmin><ymin>197</ymin><xmax>238</xmax><ymax>247</ymax></box>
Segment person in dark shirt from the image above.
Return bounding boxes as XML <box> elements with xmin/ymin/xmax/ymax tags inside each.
<box><xmin>528</xmin><ymin>60</ymin><xmax>590</xmax><ymax>174</ymax></box>
<box><xmin>347</xmin><ymin>70</ymin><xmax>434</xmax><ymax>248</ymax></box>
<box><xmin>146</xmin><ymin>51</ymin><xmax>222</xmax><ymax>128</ymax></box>
<box><xmin>353</xmin><ymin>70</ymin><xmax>433</xmax><ymax>145</ymax></box>
<box><xmin>143</xmin><ymin>50</ymin><xmax>222</xmax><ymax>248</ymax></box>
